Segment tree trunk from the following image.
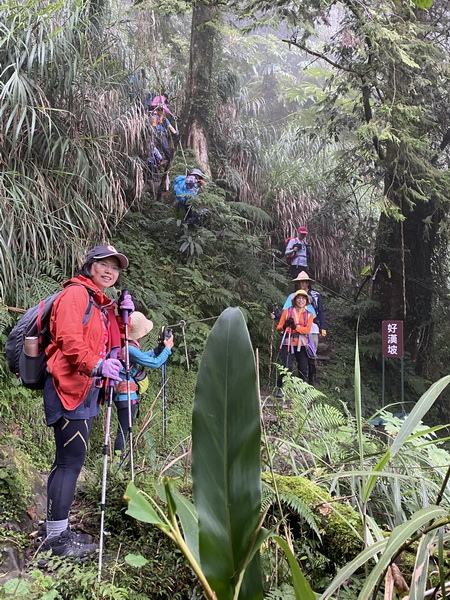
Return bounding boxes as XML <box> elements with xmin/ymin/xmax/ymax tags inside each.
<box><xmin>372</xmin><ymin>153</ymin><xmax>440</xmax><ymax>370</ymax></box>
<box><xmin>183</xmin><ymin>0</ymin><xmax>222</xmax><ymax>175</ymax></box>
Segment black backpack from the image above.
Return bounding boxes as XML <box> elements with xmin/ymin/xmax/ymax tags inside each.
<box><xmin>5</xmin><ymin>284</ymin><xmax>96</xmax><ymax>390</ymax></box>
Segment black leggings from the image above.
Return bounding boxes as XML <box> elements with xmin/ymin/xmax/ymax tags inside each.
<box><xmin>47</xmin><ymin>417</ymin><xmax>94</xmax><ymax>521</ymax></box>
<box><xmin>114</xmin><ymin>403</ymin><xmax>138</xmax><ymax>452</ymax></box>
<box><xmin>277</xmin><ymin>345</ymin><xmax>309</xmax><ymax>388</ymax></box>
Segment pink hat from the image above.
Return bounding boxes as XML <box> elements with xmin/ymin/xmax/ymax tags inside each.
<box><xmin>150</xmin><ymin>95</ymin><xmax>173</xmax><ymax>115</ymax></box>
<box><xmin>297</xmin><ymin>226</ymin><xmax>308</xmax><ymax>234</ymax></box>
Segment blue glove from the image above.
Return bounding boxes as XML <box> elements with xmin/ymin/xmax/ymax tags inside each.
<box><xmin>119</xmin><ymin>293</ymin><xmax>135</xmax><ymax>313</ymax></box>
<box><xmin>100</xmin><ymin>358</ymin><xmax>122</xmax><ymax>380</ymax></box>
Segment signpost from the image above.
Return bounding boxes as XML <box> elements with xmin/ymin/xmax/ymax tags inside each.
<box><xmin>381</xmin><ymin>320</ymin><xmax>404</xmax><ymax>413</ymax></box>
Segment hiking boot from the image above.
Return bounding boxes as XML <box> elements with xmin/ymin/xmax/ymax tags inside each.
<box><xmin>34</xmin><ymin>521</ymin><xmax>93</xmax><ymax>549</ymax></box>
<box><xmin>36</xmin><ymin>528</ymin><xmax>97</xmax><ymax>565</ymax></box>
<box><xmin>307</xmin><ymin>375</ymin><xmax>316</xmax><ymax>386</ymax></box>
<box><xmin>275</xmin><ymin>389</ymin><xmax>284</xmax><ymax>399</ymax></box>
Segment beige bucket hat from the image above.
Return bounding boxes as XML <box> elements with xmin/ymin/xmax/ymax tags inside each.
<box><xmin>129</xmin><ymin>311</ymin><xmax>154</xmax><ymax>340</ymax></box>
<box><xmin>292</xmin><ymin>271</ymin><xmax>314</xmax><ymax>282</ymax></box>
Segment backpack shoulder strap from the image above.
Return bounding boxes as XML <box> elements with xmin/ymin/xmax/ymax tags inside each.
<box><xmin>289</xmin><ymin>307</ymin><xmax>307</xmax><ymax>327</ymax></box>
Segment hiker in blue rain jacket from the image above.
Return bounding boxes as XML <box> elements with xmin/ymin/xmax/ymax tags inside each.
<box><xmin>173</xmin><ymin>168</ymin><xmax>205</xmax><ymax>224</ymax></box>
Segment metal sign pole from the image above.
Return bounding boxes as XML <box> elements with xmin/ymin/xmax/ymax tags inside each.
<box><xmin>400</xmin><ymin>357</ymin><xmax>405</xmax><ymax>415</ymax></box>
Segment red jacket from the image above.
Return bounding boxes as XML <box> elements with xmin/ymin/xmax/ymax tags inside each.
<box><xmin>46</xmin><ymin>275</ymin><xmax>119</xmax><ymax>410</ymax></box>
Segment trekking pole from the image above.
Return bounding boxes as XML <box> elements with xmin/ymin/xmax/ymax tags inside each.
<box><xmin>268</xmin><ymin>319</ymin><xmax>275</xmax><ymax>387</ymax></box>
<box><xmin>154</xmin><ymin>325</ymin><xmax>171</xmax><ymax>440</ymax></box>
<box><xmin>118</xmin><ymin>289</ymin><xmax>135</xmax><ymax>482</ymax></box>
<box><xmin>98</xmin><ymin>351</ymin><xmax>117</xmax><ymax>583</ymax></box>
<box><xmin>161</xmin><ymin>362</ymin><xmax>167</xmax><ymax>440</ymax></box>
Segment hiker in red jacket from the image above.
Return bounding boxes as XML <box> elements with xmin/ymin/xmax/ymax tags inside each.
<box><xmin>37</xmin><ymin>245</ymin><xmax>134</xmax><ymax>563</ymax></box>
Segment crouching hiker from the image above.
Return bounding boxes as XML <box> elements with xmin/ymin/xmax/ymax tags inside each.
<box><xmin>113</xmin><ymin>311</ymin><xmax>174</xmax><ymax>454</ymax></box>
<box><xmin>173</xmin><ymin>168</ymin><xmax>206</xmax><ymax>226</ymax></box>
<box><xmin>36</xmin><ymin>245</ymin><xmax>134</xmax><ymax>563</ymax></box>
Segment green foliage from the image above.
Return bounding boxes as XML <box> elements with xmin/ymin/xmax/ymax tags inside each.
<box><xmin>0</xmin><ymin>446</ymin><xmax>35</xmax><ymax>523</ymax></box>
<box><xmin>3</xmin><ymin>562</ymin><xmax>129</xmax><ymax>600</ymax></box>
<box><xmin>0</xmin><ymin>0</ymin><xmax>148</xmax><ymax>308</ymax></box>
<box><xmin>262</xmin><ymin>473</ymin><xmax>363</xmax><ymax>564</ymax></box>
<box><xmin>126</xmin><ymin>307</ymin><xmax>265</xmax><ymax>600</ymax></box>
<box><xmin>111</xmin><ymin>185</ymin><xmax>280</xmax><ymax>377</ymax></box>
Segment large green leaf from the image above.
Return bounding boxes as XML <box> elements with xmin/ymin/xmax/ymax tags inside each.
<box><xmin>192</xmin><ymin>307</ymin><xmax>262</xmax><ymax>600</ymax></box>
<box><xmin>124</xmin><ymin>481</ymin><xmax>171</xmax><ymax>533</ymax></box>
<box><xmin>273</xmin><ymin>536</ymin><xmax>317</xmax><ymax>600</ymax></box>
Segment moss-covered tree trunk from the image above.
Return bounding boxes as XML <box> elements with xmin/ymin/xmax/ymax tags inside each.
<box><xmin>184</xmin><ymin>0</ymin><xmax>222</xmax><ymax>175</ymax></box>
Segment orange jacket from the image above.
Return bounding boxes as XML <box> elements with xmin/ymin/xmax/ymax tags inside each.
<box><xmin>46</xmin><ymin>275</ymin><xmax>119</xmax><ymax>410</ymax></box>
<box><xmin>277</xmin><ymin>307</ymin><xmax>313</xmax><ymax>335</ymax></box>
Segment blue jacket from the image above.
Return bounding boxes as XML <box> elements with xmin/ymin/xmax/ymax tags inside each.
<box><xmin>114</xmin><ymin>343</ymin><xmax>171</xmax><ymax>404</ymax></box>
<box><xmin>173</xmin><ymin>175</ymin><xmax>201</xmax><ymax>206</ymax></box>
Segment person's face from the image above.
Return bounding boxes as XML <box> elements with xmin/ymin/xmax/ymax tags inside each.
<box><xmin>298</xmin><ymin>233</ymin><xmax>307</xmax><ymax>240</ymax></box>
<box><xmin>90</xmin><ymin>257</ymin><xmax>121</xmax><ymax>290</ymax></box>
<box><xmin>296</xmin><ymin>281</ymin><xmax>309</xmax><ymax>291</ymax></box>
<box><xmin>294</xmin><ymin>294</ymin><xmax>308</xmax><ymax>309</ymax></box>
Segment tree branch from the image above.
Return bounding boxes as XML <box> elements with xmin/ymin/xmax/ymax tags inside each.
<box><xmin>282</xmin><ymin>36</ymin><xmax>385</xmax><ymax>160</ymax></box>
<box><xmin>281</xmin><ymin>38</ymin><xmax>360</xmax><ymax>75</ymax></box>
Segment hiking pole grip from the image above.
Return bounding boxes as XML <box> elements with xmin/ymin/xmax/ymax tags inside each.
<box><xmin>118</xmin><ymin>289</ymin><xmax>130</xmax><ymax>324</ymax></box>
<box><xmin>107</xmin><ymin>347</ymin><xmax>119</xmax><ymax>387</ymax></box>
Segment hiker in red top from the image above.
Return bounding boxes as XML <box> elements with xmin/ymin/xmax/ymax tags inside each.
<box><xmin>37</xmin><ymin>245</ymin><xmax>134</xmax><ymax>563</ymax></box>
<box><xmin>276</xmin><ymin>289</ymin><xmax>314</xmax><ymax>397</ymax></box>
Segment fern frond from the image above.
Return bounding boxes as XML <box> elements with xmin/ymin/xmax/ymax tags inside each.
<box><xmin>262</xmin><ymin>480</ymin><xmax>322</xmax><ymax>538</ymax></box>
<box><xmin>227</xmin><ymin>202</ymin><xmax>272</xmax><ymax>223</ymax></box>
<box><xmin>279</xmin><ymin>492</ymin><xmax>322</xmax><ymax>539</ymax></box>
